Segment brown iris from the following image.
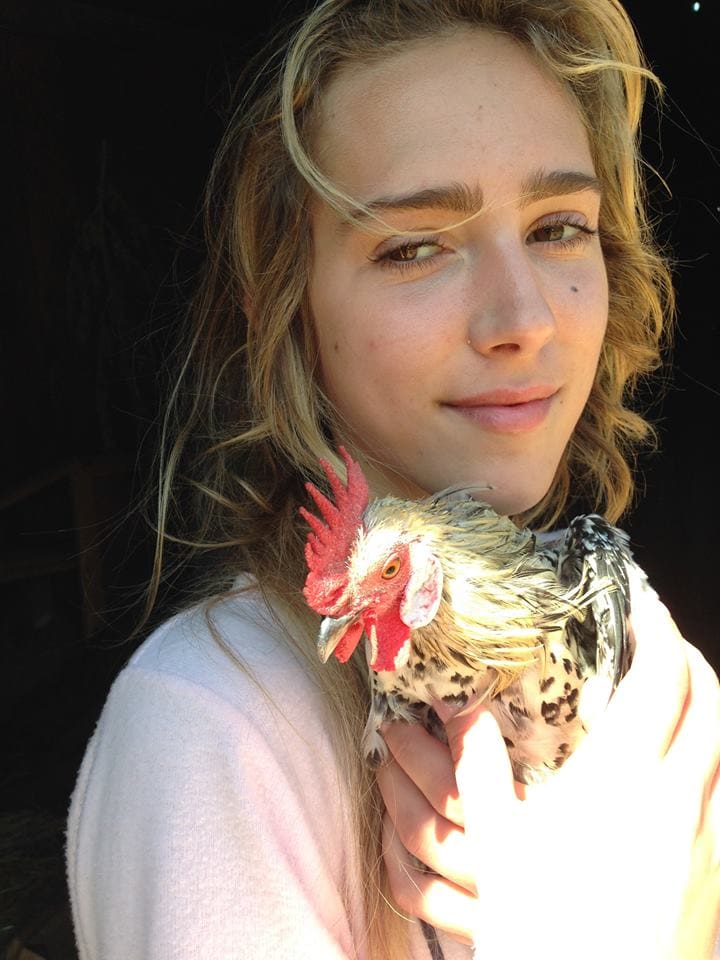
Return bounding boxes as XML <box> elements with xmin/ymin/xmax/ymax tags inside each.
<box><xmin>381</xmin><ymin>556</ymin><xmax>401</xmax><ymax>579</ymax></box>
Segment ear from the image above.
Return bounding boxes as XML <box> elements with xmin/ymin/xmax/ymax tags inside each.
<box><xmin>399</xmin><ymin>542</ymin><xmax>443</xmax><ymax>629</ymax></box>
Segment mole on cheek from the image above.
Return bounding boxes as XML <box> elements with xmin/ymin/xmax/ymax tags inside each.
<box><xmin>570</xmin><ymin>285</ymin><xmax>579</xmax><ymax>293</ymax></box>
<box><xmin>333</xmin><ymin>341</ymin><xmax>340</xmax><ymax>353</ymax></box>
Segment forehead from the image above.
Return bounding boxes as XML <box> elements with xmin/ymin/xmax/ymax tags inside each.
<box><xmin>311</xmin><ymin>28</ymin><xmax>593</xmax><ymax>203</ymax></box>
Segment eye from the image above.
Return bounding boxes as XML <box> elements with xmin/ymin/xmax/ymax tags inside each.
<box><xmin>527</xmin><ymin>216</ymin><xmax>597</xmax><ymax>250</ymax></box>
<box><xmin>531</xmin><ymin>223</ymin><xmax>575</xmax><ymax>243</ymax></box>
<box><xmin>381</xmin><ymin>556</ymin><xmax>401</xmax><ymax>579</ymax></box>
<box><xmin>368</xmin><ymin>236</ymin><xmax>448</xmax><ymax>273</ymax></box>
<box><xmin>386</xmin><ymin>240</ymin><xmax>442</xmax><ymax>263</ymax></box>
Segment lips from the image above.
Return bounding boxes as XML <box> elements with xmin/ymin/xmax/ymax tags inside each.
<box><xmin>445</xmin><ymin>385</ymin><xmax>558</xmax><ymax>433</ymax></box>
<box><xmin>449</xmin><ymin>385</ymin><xmax>558</xmax><ymax>406</ymax></box>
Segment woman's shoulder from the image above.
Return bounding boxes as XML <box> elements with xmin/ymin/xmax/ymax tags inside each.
<box><xmin>74</xmin><ymin>581</ymin><xmax>334</xmax><ymax>785</ymax></box>
<box><xmin>123</xmin><ymin>580</ymin><xmax>319</xmax><ymax>716</ymax></box>
<box><xmin>67</xmin><ymin>584</ymin><xmax>365</xmax><ymax>960</ymax></box>
<box><xmin>69</xmin><ymin>581</ymin><xmax>342</xmax><ymax>838</ymax></box>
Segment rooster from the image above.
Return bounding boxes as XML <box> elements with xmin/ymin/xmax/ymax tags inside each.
<box><xmin>300</xmin><ymin>447</ymin><xmax>642</xmax><ymax>784</ymax></box>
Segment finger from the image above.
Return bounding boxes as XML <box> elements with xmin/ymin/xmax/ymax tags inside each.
<box><xmin>576</xmin><ymin>592</ymin><xmax>690</xmax><ymax>772</ymax></box>
<box><xmin>381</xmin><ymin>720</ymin><xmax>463</xmax><ymax>825</ymax></box>
<box><xmin>707</xmin><ymin>758</ymin><xmax>720</xmax><ymax>868</ymax></box>
<box><xmin>376</xmin><ymin>758</ymin><xmax>478</xmax><ymax>893</ymax></box>
<box><xmin>382</xmin><ymin>812</ymin><xmax>475</xmax><ymax>945</ymax></box>
<box><xmin>443</xmin><ymin>705</ymin><xmax>517</xmax><ymax>849</ymax></box>
<box><xmin>668</xmin><ymin>644</ymin><xmax>720</xmax><ymax>805</ymax></box>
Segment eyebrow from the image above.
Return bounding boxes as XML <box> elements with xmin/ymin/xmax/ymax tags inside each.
<box><xmin>518</xmin><ymin>170</ymin><xmax>603</xmax><ymax>207</ymax></box>
<box><xmin>338</xmin><ymin>169</ymin><xmax>602</xmax><ymax>229</ymax></box>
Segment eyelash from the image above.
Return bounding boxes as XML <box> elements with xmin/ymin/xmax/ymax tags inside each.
<box><xmin>369</xmin><ymin>216</ymin><xmax>598</xmax><ymax>274</ymax></box>
<box><xmin>369</xmin><ymin>236</ymin><xmax>449</xmax><ymax>274</ymax></box>
<box><xmin>529</xmin><ymin>218</ymin><xmax>598</xmax><ymax>249</ymax></box>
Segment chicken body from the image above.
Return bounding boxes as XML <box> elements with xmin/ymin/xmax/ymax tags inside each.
<box><xmin>301</xmin><ymin>448</ymin><xmax>640</xmax><ymax>784</ymax></box>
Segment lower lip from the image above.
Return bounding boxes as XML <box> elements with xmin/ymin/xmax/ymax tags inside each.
<box><xmin>447</xmin><ymin>396</ymin><xmax>554</xmax><ymax>433</ymax></box>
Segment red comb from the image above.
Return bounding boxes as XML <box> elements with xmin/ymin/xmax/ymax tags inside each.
<box><xmin>299</xmin><ymin>447</ymin><xmax>369</xmax><ymax>615</ymax></box>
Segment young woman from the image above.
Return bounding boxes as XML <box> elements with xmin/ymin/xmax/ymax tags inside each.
<box><xmin>66</xmin><ymin>1</ymin><xmax>720</xmax><ymax>958</ymax></box>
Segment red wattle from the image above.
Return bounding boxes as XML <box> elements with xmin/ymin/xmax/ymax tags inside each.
<box><xmin>333</xmin><ymin>618</ymin><xmax>365</xmax><ymax>663</ymax></box>
<box><xmin>367</xmin><ymin>607</ymin><xmax>411</xmax><ymax>673</ymax></box>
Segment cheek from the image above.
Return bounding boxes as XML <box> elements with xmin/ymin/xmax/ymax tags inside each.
<box><xmin>312</xmin><ymin>324</ymin><xmax>401</xmax><ymax>435</ymax></box>
<box><xmin>313</xmin><ymin>285</ymin><xmax>451</xmax><ymax>398</ymax></box>
<box><xmin>318</xmin><ymin>329</ymin><xmax>394</xmax><ymax>400</ymax></box>
<box><xmin>560</xmin><ymin>263</ymin><xmax>609</xmax><ymax>349</ymax></box>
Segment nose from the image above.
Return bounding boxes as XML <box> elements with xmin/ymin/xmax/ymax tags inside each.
<box><xmin>465</xmin><ymin>243</ymin><xmax>556</xmax><ymax>356</ymax></box>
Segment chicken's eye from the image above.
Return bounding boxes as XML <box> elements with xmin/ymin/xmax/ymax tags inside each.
<box><xmin>381</xmin><ymin>556</ymin><xmax>401</xmax><ymax>580</ymax></box>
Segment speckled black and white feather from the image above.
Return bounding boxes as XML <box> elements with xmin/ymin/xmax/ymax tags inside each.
<box><xmin>302</xmin><ymin>460</ymin><xmax>652</xmax><ymax>960</ymax></box>
<box><xmin>302</xmin><ymin>459</ymin><xmax>650</xmax><ymax>784</ymax></box>
<box><xmin>358</xmin><ymin>503</ymin><xmax>642</xmax><ymax>785</ymax></box>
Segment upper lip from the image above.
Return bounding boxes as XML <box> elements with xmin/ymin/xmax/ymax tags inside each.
<box><xmin>446</xmin><ymin>385</ymin><xmax>559</xmax><ymax>407</ymax></box>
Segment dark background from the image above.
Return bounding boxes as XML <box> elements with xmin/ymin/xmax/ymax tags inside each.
<box><xmin>1</xmin><ymin>1</ymin><xmax>718</xmax><ymax>957</ymax></box>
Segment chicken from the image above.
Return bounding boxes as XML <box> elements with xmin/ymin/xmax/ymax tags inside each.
<box><xmin>300</xmin><ymin>447</ymin><xmax>641</xmax><ymax>784</ymax></box>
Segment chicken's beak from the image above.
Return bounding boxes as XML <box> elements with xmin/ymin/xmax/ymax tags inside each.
<box><xmin>317</xmin><ymin>611</ymin><xmax>364</xmax><ymax>664</ymax></box>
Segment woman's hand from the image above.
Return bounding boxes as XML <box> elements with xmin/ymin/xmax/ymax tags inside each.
<box><xmin>376</xmin><ymin>584</ymin><xmax>720</xmax><ymax>958</ymax></box>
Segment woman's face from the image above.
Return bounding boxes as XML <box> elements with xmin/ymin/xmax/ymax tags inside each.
<box><xmin>308</xmin><ymin>29</ymin><xmax>608</xmax><ymax>514</ymax></box>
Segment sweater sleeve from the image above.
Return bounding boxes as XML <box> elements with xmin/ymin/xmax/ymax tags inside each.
<box><xmin>66</xmin><ymin>663</ymin><xmax>365</xmax><ymax>960</ymax></box>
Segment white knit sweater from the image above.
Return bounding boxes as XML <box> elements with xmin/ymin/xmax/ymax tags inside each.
<box><xmin>65</xmin><ymin>585</ymin><xmax>471</xmax><ymax>959</ymax></box>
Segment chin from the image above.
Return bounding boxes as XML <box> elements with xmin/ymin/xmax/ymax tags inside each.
<box><xmin>361</xmin><ymin>452</ymin><xmax>554</xmax><ymax>518</ymax></box>
<box><xmin>468</xmin><ymin>481</ymin><xmax>552</xmax><ymax>519</ymax></box>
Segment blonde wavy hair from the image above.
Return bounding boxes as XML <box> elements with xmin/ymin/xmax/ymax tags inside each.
<box><xmin>149</xmin><ymin>1</ymin><xmax>673</xmax><ymax>956</ymax></box>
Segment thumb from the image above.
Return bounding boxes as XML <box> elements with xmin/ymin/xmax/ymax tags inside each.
<box><xmin>440</xmin><ymin>702</ymin><xmax>518</xmax><ymax>836</ymax></box>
